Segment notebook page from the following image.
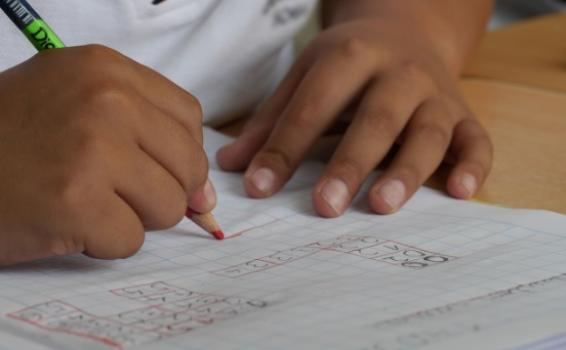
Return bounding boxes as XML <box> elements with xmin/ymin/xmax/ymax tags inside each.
<box><xmin>0</xmin><ymin>128</ymin><xmax>565</xmax><ymax>350</ymax></box>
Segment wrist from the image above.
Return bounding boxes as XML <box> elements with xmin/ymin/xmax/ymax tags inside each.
<box><xmin>322</xmin><ymin>0</ymin><xmax>489</xmax><ymax>75</ymax></box>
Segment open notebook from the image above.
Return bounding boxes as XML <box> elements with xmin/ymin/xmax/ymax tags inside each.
<box><xmin>1</xmin><ymin>128</ymin><xmax>565</xmax><ymax>350</ymax></box>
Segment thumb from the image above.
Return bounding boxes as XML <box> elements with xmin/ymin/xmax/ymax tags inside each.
<box><xmin>187</xmin><ymin>179</ymin><xmax>217</xmax><ymax>214</ymax></box>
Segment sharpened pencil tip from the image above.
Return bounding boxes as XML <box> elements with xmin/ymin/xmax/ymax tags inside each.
<box><xmin>212</xmin><ymin>230</ymin><xmax>225</xmax><ymax>240</ymax></box>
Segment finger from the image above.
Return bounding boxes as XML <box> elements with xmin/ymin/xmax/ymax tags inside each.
<box><xmin>134</xmin><ymin>97</ymin><xmax>209</xmax><ymax>198</ymax></box>
<box><xmin>81</xmin><ymin>87</ymin><xmax>210</xmax><ymax>226</ymax></box>
<box><xmin>77</xmin><ymin>45</ymin><xmax>205</xmax><ymax>144</ymax></box>
<box><xmin>132</xmin><ymin>64</ymin><xmax>204</xmax><ymax>143</ymax></box>
<box><xmin>115</xmin><ymin>149</ymin><xmax>188</xmax><ymax>230</ymax></box>
<box><xmin>83</xmin><ymin>191</ymin><xmax>145</xmax><ymax>260</ymax></box>
<box><xmin>217</xmin><ymin>50</ymin><xmax>315</xmax><ymax>171</ymax></box>
<box><xmin>312</xmin><ymin>68</ymin><xmax>432</xmax><ymax>217</ymax></box>
<box><xmin>368</xmin><ymin>99</ymin><xmax>455</xmax><ymax>214</ymax></box>
<box><xmin>1</xmin><ymin>189</ymin><xmax>144</xmax><ymax>264</ymax></box>
<box><xmin>244</xmin><ymin>44</ymin><xmax>378</xmax><ymax>198</ymax></box>
<box><xmin>187</xmin><ymin>179</ymin><xmax>217</xmax><ymax>214</ymax></box>
<box><xmin>446</xmin><ymin>119</ymin><xmax>493</xmax><ymax>199</ymax></box>
<box><xmin>105</xmin><ymin>48</ymin><xmax>203</xmax><ymax>143</ymax></box>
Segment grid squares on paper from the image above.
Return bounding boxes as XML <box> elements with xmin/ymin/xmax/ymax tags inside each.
<box><xmin>8</xmin><ymin>282</ymin><xmax>267</xmax><ymax>349</ymax></box>
<box><xmin>2</xmin><ymin>163</ymin><xmax>566</xmax><ymax>350</ymax></box>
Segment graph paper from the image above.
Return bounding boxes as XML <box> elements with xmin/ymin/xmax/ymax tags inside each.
<box><xmin>0</xmin><ymin>128</ymin><xmax>565</xmax><ymax>350</ymax></box>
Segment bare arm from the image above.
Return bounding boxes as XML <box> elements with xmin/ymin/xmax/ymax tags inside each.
<box><xmin>322</xmin><ymin>0</ymin><xmax>494</xmax><ymax>73</ymax></box>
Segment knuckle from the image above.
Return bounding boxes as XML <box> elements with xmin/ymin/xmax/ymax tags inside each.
<box><xmin>258</xmin><ymin>147</ymin><xmax>295</xmax><ymax>173</ymax></box>
<box><xmin>439</xmin><ymin>95</ymin><xmax>461</xmax><ymax>112</ymax></box>
<box><xmin>73</xmin><ymin>126</ymin><xmax>110</xmax><ymax>161</ymax></box>
<box><xmin>79</xmin><ymin>80</ymin><xmax>132</xmax><ymax>112</ymax></box>
<box><xmin>398</xmin><ymin>60</ymin><xmax>422</xmax><ymax>78</ymax></box>
<box><xmin>69</xmin><ymin>46</ymin><xmax>133</xmax><ymax>108</ymax></box>
<box><xmin>395</xmin><ymin>60</ymin><xmax>432</xmax><ymax>90</ymax></box>
<box><xmin>173</xmin><ymin>93</ymin><xmax>203</xmax><ymax>132</ymax></box>
<box><xmin>341</xmin><ymin>37</ymin><xmax>372</xmax><ymax>59</ymax></box>
<box><xmin>333</xmin><ymin>158</ymin><xmax>365</xmax><ymax>185</ymax></box>
<box><xmin>53</xmin><ymin>176</ymin><xmax>90</xmax><ymax>218</ymax></box>
<box><xmin>78</xmin><ymin>44</ymin><xmax>124</xmax><ymax>65</ymax></box>
<box><xmin>187</xmin><ymin>94</ymin><xmax>203</xmax><ymax>117</ymax></box>
<box><xmin>48</xmin><ymin>235</ymin><xmax>82</xmax><ymax>257</ymax></box>
<box><xmin>358</xmin><ymin>108</ymin><xmax>401</xmax><ymax>140</ymax></box>
<box><xmin>436</xmin><ymin>95</ymin><xmax>466</xmax><ymax>120</ymax></box>
<box><xmin>289</xmin><ymin>104</ymin><xmax>319</xmax><ymax>129</ymax></box>
<box><xmin>462</xmin><ymin>119</ymin><xmax>494</xmax><ymax>151</ymax></box>
<box><xmin>71</xmin><ymin>45</ymin><xmax>126</xmax><ymax>79</ymax></box>
<box><xmin>183</xmin><ymin>93</ymin><xmax>204</xmax><ymax>126</ymax></box>
<box><xmin>413</xmin><ymin>122</ymin><xmax>451</xmax><ymax>145</ymax></box>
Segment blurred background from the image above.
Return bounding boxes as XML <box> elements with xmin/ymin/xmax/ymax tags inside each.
<box><xmin>491</xmin><ymin>0</ymin><xmax>566</xmax><ymax>28</ymax></box>
<box><xmin>297</xmin><ymin>0</ymin><xmax>566</xmax><ymax>50</ymax></box>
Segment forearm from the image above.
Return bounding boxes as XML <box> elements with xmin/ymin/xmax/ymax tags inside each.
<box><xmin>321</xmin><ymin>0</ymin><xmax>494</xmax><ymax>73</ymax></box>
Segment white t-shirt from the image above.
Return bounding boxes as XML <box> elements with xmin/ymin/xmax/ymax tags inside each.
<box><xmin>0</xmin><ymin>0</ymin><xmax>317</xmax><ymax>125</ymax></box>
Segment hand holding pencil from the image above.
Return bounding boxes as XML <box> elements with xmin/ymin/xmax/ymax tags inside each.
<box><xmin>0</xmin><ymin>0</ymin><xmax>222</xmax><ymax>266</ymax></box>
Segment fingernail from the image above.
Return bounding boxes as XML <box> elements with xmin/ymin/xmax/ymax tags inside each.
<box><xmin>460</xmin><ymin>174</ymin><xmax>477</xmax><ymax>197</ymax></box>
<box><xmin>249</xmin><ymin>167</ymin><xmax>276</xmax><ymax>194</ymax></box>
<box><xmin>203</xmin><ymin>179</ymin><xmax>217</xmax><ymax>208</ymax></box>
<box><xmin>321</xmin><ymin>179</ymin><xmax>349</xmax><ymax>215</ymax></box>
<box><xmin>378</xmin><ymin>179</ymin><xmax>405</xmax><ymax>211</ymax></box>
<box><xmin>187</xmin><ymin>179</ymin><xmax>217</xmax><ymax>214</ymax></box>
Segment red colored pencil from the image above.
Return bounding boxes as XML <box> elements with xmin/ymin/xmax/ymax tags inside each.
<box><xmin>185</xmin><ymin>208</ymin><xmax>224</xmax><ymax>240</ymax></box>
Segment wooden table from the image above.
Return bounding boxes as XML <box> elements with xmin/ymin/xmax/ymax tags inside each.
<box><xmin>462</xmin><ymin>14</ymin><xmax>566</xmax><ymax>214</ymax></box>
<box><xmin>221</xmin><ymin>14</ymin><xmax>566</xmax><ymax>214</ymax></box>
<box><xmin>464</xmin><ymin>13</ymin><xmax>566</xmax><ymax>94</ymax></box>
<box><xmin>462</xmin><ymin>79</ymin><xmax>566</xmax><ymax>213</ymax></box>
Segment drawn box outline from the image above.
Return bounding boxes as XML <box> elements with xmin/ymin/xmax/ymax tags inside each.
<box><xmin>212</xmin><ymin>234</ymin><xmax>457</xmax><ymax>278</ymax></box>
<box><xmin>7</xmin><ymin>282</ymin><xmax>267</xmax><ymax>350</ymax></box>
<box><xmin>6</xmin><ymin>300</ymin><xmax>154</xmax><ymax>350</ymax></box>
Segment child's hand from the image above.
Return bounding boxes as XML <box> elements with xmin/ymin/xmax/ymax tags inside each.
<box><xmin>217</xmin><ymin>19</ymin><xmax>492</xmax><ymax>217</ymax></box>
<box><xmin>0</xmin><ymin>45</ymin><xmax>212</xmax><ymax>266</ymax></box>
